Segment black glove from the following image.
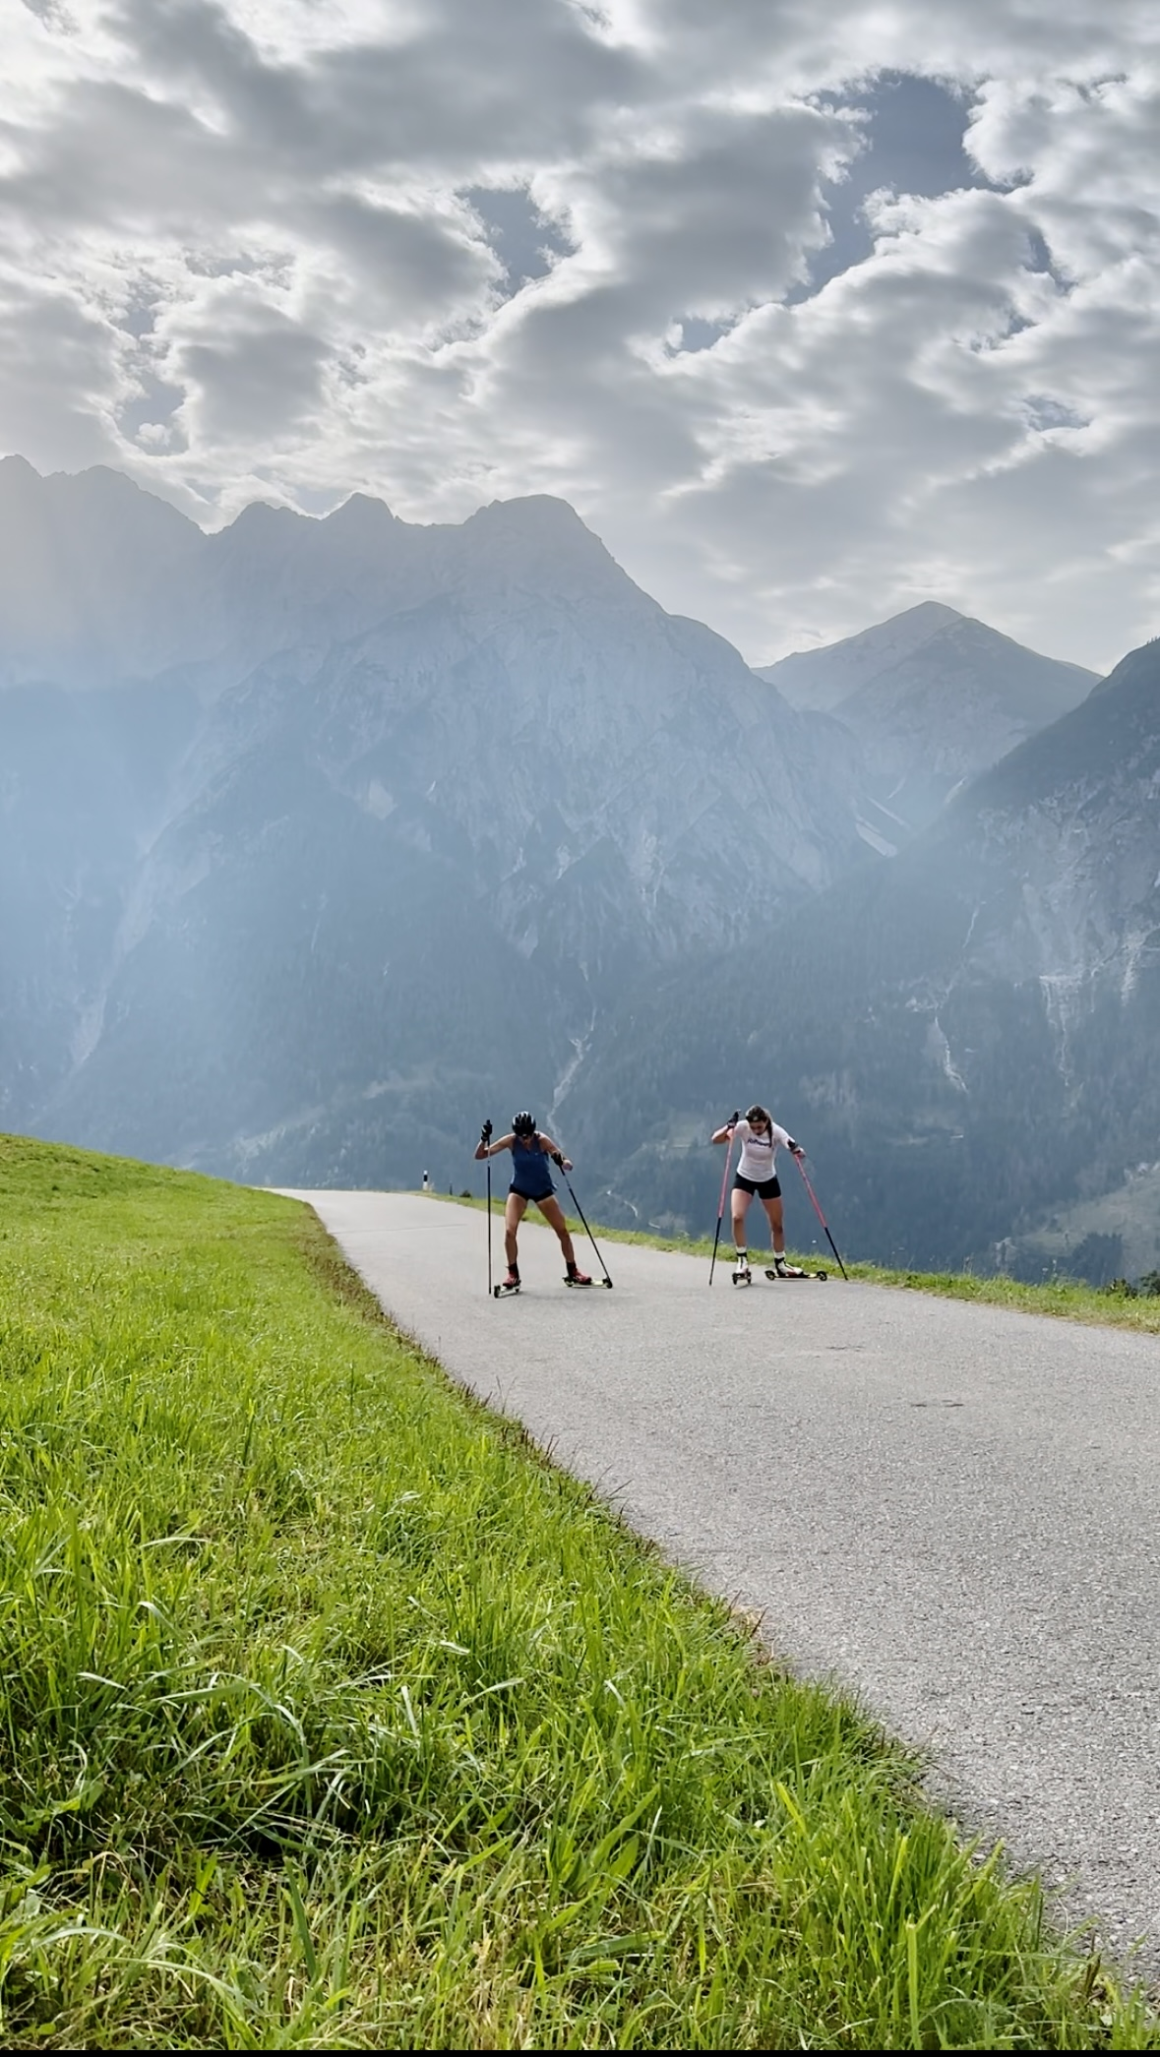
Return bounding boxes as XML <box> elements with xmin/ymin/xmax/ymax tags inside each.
<box><xmin>551</xmin><ymin>1151</ymin><xmax>564</xmax><ymax>1169</ymax></box>
<box><xmin>728</xmin><ymin>1109</ymin><xmax>740</xmax><ymax>1127</ymax></box>
<box><xmin>480</xmin><ymin>1119</ymin><xmax>493</xmax><ymax>1146</ymax></box>
<box><xmin>788</xmin><ymin>1138</ymin><xmax>803</xmax><ymax>1156</ymax></box>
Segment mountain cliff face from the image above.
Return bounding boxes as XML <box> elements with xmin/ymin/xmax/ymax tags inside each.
<box><xmin>757</xmin><ymin>604</ymin><xmax>1097</xmax><ymax>845</ymax></box>
<box><xmin>0</xmin><ymin>462</ymin><xmax>867</xmax><ymax>1187</ymax></box>
<box><xmin>571</xmin><ymin>638</ymin><xmax>1160</xmax><ymax>1278</ymax></box>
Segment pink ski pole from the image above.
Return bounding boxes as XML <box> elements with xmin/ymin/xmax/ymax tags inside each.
<box><xmin>795</xmin><ymin>1154</ymin><xmax>849</xmax><ymax>1279</ymax></box>
<box><xmin>709</xmin><ymin>1113</ymin><xmax>740</xmax><ymax>1285</ymax></box>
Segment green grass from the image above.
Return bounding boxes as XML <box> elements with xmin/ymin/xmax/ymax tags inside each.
<box><xmin>442</xmin><ymin>1192</ymin><xmax>1160</xmax><ymax>1334</ymax></box>
<box><xmin>0</xmin><ymin>1137</ymin><xmax>1154</xmax><ymax>2049</ymax></box>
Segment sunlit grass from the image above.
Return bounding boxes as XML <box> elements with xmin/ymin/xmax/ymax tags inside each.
<box><xmin>0</xmin><ymin>1135</ymin><xmax>1154</xmax><ymax>2047</ymax></box>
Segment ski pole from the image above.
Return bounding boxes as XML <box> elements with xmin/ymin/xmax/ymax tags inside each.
<box><xmin>552</xmin><ymin>1156</ymin><xmax>613</xmax><ymax>1287</ymax></box>
<box><xmin>480</xmin><ymin>1119</ymin><xmax>493</xmax><ymax>1297</ymax></box>
<box><xmin>709</xmin><ymin>1112</ymin><xmax>739</xmax><ymax>1285</ymax></box>
<box><xmin>794</xmin><ymin>1154</ymin><xmax>848</xmax><ymax>1280</ymax></box>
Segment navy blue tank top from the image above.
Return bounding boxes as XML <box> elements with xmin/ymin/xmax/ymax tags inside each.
<box><xmin>510</xmin><ymin>1133</ymin><xmax>554</xmax><ymax>1201</ymax></box>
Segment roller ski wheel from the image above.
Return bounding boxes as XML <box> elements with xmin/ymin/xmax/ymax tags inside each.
<box><xmin>765</xmin><ymin>1266</ymin><xmax>828</xmax><ymax>1282</ymax></box>
<box><xmin>731</xmin><ymin>1264</ymin><xmax>752</xmax><ymax>1286</ymax></box>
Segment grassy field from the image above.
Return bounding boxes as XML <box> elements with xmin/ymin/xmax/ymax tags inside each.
<box><xmin>444</xmin><ymin>1192</ymin><xmax>1160</xmax><ymax>1333</ymax></box>
<box><xmin>0</xmin><ymin>1137</ymin><xmax>1155</xmax><ymax>2049</ymax></box>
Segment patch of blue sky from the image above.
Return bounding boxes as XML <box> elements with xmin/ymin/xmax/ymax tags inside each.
<box><xmin>464</xmin><ymin>186</ymin><xmax>575</xmax><ymax>299</ymax></box>
<box><xmin>789</xmin><ymin>69</ymin><xmax>1000</xmax><ymax>305</ymax></box>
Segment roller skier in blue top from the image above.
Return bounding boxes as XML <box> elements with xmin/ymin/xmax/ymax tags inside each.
<box><xmin>475</xmin><ymin>1113</ymin><xmax>592</xmax><ymax>1290</ymax></box>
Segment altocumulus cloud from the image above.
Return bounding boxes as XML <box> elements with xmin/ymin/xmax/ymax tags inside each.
<box><xmin>1</xmin><ymin>0</ymin><xmax>1157</xmax><ymax>667</ymax></box>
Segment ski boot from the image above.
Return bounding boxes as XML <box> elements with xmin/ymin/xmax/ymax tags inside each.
<box><xmin>564</xmin><ymin>1263</ymin><xmax>593</xmax><ymax>1287</ymax></box>
<box><xmin>772</xmin><ymin>1257</ymin><xmax>806</xmax><ymax>1278</ymax></box>
<box><xmin>494</xmin><ymin>1267</ymin><xmax>521</xmax><ymax>1298</ymax></box>
<box><xmin>731</xmin><ymin>1256</ymin><xmax>752</xmax><ymax>1286</ymax></box>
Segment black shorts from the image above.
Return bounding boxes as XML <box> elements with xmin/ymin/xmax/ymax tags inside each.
<box><xmin>733</xmin><ymin>1173</ymin><xmax>781</xmax><ymax>1200</ymax></box>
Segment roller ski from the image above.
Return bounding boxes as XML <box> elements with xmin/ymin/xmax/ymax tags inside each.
<box><xmin>564</xmin><ymin>1264</ymin><xmax>594</xmax><ymax>1287</ymax></box>
<box><xmin>765</xmin><ymin>1260</ymin><xmax>828</xmax><ymax>1281</ymax></box>
<box><xmin>494</xmin><ymin>1268</ymin><xmax>521</xmax><ymax>1298</ymax></box>
<box><xmin>731</xmin><ymin>1256</ymin><xmax>753</xmax><ymax>1286</ymax></box>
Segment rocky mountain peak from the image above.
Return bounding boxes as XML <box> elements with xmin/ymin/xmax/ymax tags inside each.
<box><xmin>470</xmin><ymin>492</ymin><xmax>593</xmax><ymax>535</ymax></box>
<box><xmin>756</xmin><ymin>600</ymin><xmax>965</xmax><ymax>712</ymax></box>
<box><xmin>325</xmin><ymin>491</ymin><xmax>402</xmax><ymax>532</ymax></box>
<box><xmin>753</xmin><ymin>599</ymin><xmax>1098</xmax><ymax>843</ymax></box>
<box><xmin>456</xmin><ymin>494</ymin><xmax>626</xmax><ymax>599</ymax></box>
<box><xmin>221</xmin><ymin>499</ymin><xmax>305</xmax><ymax>535</ymax></box>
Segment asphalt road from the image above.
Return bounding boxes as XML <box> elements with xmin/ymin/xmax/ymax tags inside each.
<box><xmin>284</xmin><ymin>1188</ymin><xmax>1160</xmax><ymax>1973</ymax></box>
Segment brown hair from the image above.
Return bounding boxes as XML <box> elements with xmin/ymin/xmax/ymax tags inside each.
<box><xmin>746</xmin><ymin>1104</ymin><xmax>771</xmax><ymax>1128</ymax></box>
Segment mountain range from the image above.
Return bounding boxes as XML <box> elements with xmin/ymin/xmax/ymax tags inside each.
<box><xmin>0</xmin><ymin>457</ymin><xmax>866</xmax><ymax>1187</ymax></box>
<box><xmin>2</xmin><ymin>453</ymin><xmax>1156</xmax><ymax>1280</ymax></box>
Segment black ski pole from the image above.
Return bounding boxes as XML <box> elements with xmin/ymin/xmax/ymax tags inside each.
<box><xmin>794</xmin><ymin>1154</ymin><xmax>848</xmax><ymax>1280</ymax></box>
<box><xmin>709</xmin><ymin>1111</ymin><xmax>740</xmax><ymax>1286</ymax></box>
<box><xmin>552</xmin><ymin>1155</ymin><xmax>613</xmax><ymax>1288</ymax></box>
<box><xmin>480</xmin><ymin>1119</ymin><xmax>493</xmax><ymax>1297</ymax></box>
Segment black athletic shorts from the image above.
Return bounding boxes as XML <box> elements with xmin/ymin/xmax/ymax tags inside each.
<box><xmin>733</xmin><ymin>1172</ymin><xmax>781</xmax><ymax>1200</ymax></box>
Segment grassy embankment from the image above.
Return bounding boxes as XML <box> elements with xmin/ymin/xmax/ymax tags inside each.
<box><xmin>0</xmin><ymin>1136</ymin><xmax>1155</xmax><ymax>2049</ymax></box>
<box><xmin>445</xmin><ymin>1193</ymin><xmax>1160</xmax><ymax>1333</ymax></box>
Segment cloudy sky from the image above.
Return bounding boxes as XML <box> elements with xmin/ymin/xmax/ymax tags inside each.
<box><xmin>4</xmin><ymin>0</ymin><xmax>1158</xmax><ymax>668</ymax></box>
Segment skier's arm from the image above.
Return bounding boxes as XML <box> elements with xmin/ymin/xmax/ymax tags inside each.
<box><xmin>540</xmin><ymin>1133</ymin><xmax>573</xmax><ymax>1171</ymax></box>
<box><xmin>711</xmin><ymin>1110</ymin><xmax>742</xmax><ymax>1145</ymax></box>
<box><xmin>771</xmin><ymin>1120</ymin><xmax>804</xmax><ymax>1156</ymax></box>
<box><xmin>475</xmin><ymin>1131</ymin><xmax>514</xmax><ymax>1160</ymax></box>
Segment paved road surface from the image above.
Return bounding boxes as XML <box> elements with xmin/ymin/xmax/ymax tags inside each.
<box><xmin>284</xmin><ymin>1189</ymin><xmax>1160</xmax><ymax>1972</ymax></box>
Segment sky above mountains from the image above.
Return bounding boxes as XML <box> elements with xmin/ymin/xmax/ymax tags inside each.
<box><xmin>4</xmin><ymin>0</ymin><xmax>1158</xmax><ymax>670</ymax></box>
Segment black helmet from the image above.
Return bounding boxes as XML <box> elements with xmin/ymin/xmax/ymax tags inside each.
<box><xmin>512</xmin><ymin>1111</ymin><xmax>536</xmax><ymax>1136</ymax></box>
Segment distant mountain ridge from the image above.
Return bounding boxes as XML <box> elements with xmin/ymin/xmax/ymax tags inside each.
<box><xmin>0</xmin><ymin>455</ymin><xmax>624</xmax><ymax>697</ymax></box>
<box><xmin>757</xmin><ymin>604</ymin><xmax>1098</xmax><ymax>844</ymax></box>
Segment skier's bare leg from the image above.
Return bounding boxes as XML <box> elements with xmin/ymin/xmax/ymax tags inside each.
<box><xmin>504</xmin><ymin>1192</ymin><xmax>528</xmax><ymax>1270</ymax></box>
<box><xmin>536</xmin><ymin>1194</ymin><xmax>578</xmax><ymax>1269</ymax></box>
<box><xmin>730</xmin><ymin>1188</ymin><xmax>752</xmax><ymax>1250</ymax></box>
<box><xmin>762</xmin><ymin>1195</ymin><xmax>786</xmax><ymax>1256</ymax></box>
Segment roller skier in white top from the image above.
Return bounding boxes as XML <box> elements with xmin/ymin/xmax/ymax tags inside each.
<box><xmin>710</xmin><ymin>1104</ymin><xmax>806</xmax><ymax>1284</ymax></box>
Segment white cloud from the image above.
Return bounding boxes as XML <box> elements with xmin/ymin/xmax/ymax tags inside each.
<box><xmin>0</xmin><ymin>0</ymin><xmax>1158</xmax><ymax>666</ymax></box>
